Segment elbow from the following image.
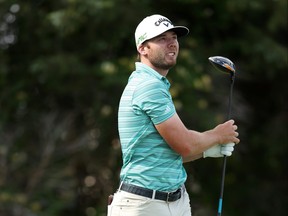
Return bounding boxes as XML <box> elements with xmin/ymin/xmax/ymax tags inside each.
<box><xmin>174</xmin><ymin>142</ymin><xmax>192</xmax><ymax>157</ymax></box>
<box><xmin>182</xmin><ymin>146</ymin><xmax>193</xmax><ymax>158</ymax></box>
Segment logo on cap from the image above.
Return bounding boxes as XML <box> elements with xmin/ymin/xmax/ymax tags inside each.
<box><xmin>137</xmin><ymin>33</ymin><xmax>147</xmax><ymax>47</ymax></box>
<box><xmin>155</xmin><ymin>17</ymin><xmax>173</xmax><ymax>27</ymax></box>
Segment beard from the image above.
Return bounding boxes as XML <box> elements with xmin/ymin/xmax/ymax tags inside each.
<box><xmin>148</xmin><ymin>47</ymin><xmax>177</xmax><ymax>70</ymax></box>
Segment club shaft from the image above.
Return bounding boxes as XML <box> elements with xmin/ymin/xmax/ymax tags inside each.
<box><xmin>217</xmin><ymin>74</ymin><xmax>235</xmax><ymax>216</ymax></box>
<box><xmin>227</xmin><ymin>75</ymin><xmax>235</xmax><ymax>120</ymax></box>
<box><xmin>217</xmin><ymin>156</ymin><xmax>227</xmax><ymax>216</ymax></box>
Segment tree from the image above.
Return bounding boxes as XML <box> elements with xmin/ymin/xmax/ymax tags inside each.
<box><xmin>0</xmin><ymin>0</ymin><xmax>287</xmax><ymax>215</ymax></box>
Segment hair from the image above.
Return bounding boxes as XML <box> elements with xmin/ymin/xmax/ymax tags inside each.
<box><xmin>136</xmin><ymin>53</ymin><xmax>140</xmax><ymax>62</ymax></box>
<box><xmin>136</xmin><ymin>41</ymin><xmax>148</xmax><ymax>62</ymax></box>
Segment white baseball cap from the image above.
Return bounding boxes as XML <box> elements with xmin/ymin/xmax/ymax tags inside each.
<box><xmin>135</xmin><ymin>14</ymin><xmax>189</xmax><ymax>49</ymax></box>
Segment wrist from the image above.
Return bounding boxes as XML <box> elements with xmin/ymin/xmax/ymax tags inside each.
<box><xmin>203</xmin><ymin>129</ymin><xmax>220</xmax><ymax>146</ymax></box>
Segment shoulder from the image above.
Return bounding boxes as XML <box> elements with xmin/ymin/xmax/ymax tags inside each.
<box><xmin>136</xmin><ymin>79</ymin><xmax>166</xmax><ymax>100</ymax></box>
<box><xmin>130</xmin><ymin>72</ymin><xmax>164</xmax><ymax>91</ymax></box>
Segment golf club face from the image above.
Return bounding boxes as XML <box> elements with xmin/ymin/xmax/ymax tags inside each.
<box><xmin>208</xmin><ymin>56</ymin><xmax>236</xmax><ymax>76</ymax></box>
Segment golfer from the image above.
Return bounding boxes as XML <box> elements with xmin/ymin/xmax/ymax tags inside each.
<box><xmin>108</xmin><ymin>14</ymin><xmax>240</xmax><ymax>216</ymax></box>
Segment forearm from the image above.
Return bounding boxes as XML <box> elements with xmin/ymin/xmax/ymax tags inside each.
<box><xmin>156</xmin><ymin>114</ymin><xmax>221</xmax><ymax>157</ymax></box>
<box><xmin>182</xmin><ymin>153</ymin><xmax>203</xmax><ymax>163</ymax></box>
<box><xmin>181</xmin><ymin>129</ymin><xmax>219</xmax><ymax>158</ymax></box>
<box><xmin>155</xmin><ymin>113</ymin><xmax>239</xmax><ymax>159</ymax></box>
<box><xmin>182</xmin><ymin>130</ymin><xmax>218</xmax><ymax>163</ymax></box>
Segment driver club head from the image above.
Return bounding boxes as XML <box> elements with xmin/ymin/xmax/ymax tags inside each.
<box><xmin>208</xmin><ymin>56</ymin><xmax>236</xmax><ymax>75</ymax></box>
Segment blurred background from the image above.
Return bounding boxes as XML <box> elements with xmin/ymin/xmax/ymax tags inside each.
<box><xmin>0</xmin><ymin>0</ymin><xmax>287</xmax><ymax>215</ymax></box>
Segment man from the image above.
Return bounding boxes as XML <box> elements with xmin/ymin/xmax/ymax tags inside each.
<box><xmin>108</xmin><ymin>14</ymin><xmax>240</xmax><ymax>216</ymax></box>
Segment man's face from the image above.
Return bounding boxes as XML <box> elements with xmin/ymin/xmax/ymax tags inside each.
<box><xmin>144</xmin><ymin>31</ymin><xmax>179</xmax><ymax>71</ymax></box>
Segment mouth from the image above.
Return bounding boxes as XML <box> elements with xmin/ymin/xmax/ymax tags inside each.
<box><xmin>167</xmin><ymin>52</ymin><xmax>176</xmax><ymax>57</ymax></box>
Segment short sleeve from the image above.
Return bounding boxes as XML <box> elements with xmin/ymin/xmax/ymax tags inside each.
<box><xmin>132</xmin><ymin>79</ymin><xmax>176</xmax><ymax>125</ymax></box>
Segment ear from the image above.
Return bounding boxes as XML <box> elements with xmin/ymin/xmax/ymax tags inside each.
<box><xmin>137</xmin><ymin>44</ymin><xmax>148</xmax><ymax>56</ymax></box>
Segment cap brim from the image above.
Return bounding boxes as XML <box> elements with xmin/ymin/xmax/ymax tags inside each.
<box><xmin>171</xmin><ymin>26</ymin><xmax>189</xmax><ymax>38</ymax></box>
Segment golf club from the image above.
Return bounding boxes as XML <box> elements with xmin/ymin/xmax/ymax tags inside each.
<box><xmin>208</xmin><ymin>56</ymin><xmax>236</xmax><ymax>216</ymax></box>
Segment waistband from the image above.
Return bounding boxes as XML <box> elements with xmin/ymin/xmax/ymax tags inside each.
<box><xmin>118</xmin><ymin>182</ymin><xmax>184</xmax><ymax>202</ymax></box>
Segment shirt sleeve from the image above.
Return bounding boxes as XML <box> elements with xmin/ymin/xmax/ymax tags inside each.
<box><xmin>132</xmin><ymin>79</ymin><xmax>176</xmax><ymax>125</ymax></box>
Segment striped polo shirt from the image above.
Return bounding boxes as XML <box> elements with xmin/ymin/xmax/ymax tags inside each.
<box><xmin>118</xmin><ymin>62</ymin><xmax>187</xmax><ymax>192</ymax></box>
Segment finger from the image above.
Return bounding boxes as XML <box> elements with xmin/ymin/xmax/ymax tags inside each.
<box><xmin>225</xmin><ymin>143</ymin><xmax>235</xmax><ymax>147</ymax></box>
<box><xmin>222</xmin><ymin>142</ymin><xmax>235</xmax><ymax>146</ymax></box>
<box><xmin>221</xmin><ymin>150</ymin><xmax>232</xmax><ymax>156</ymax></box>
<box><xmin>228</xmin><ymin>119</ymin><xmax>235</xmax><ymax>125</ymax></box>
<box><xmin>221</xmin><ymin>144</ymin><xmax>234</xmax><ymax>156</ymax></box>
<box><xmin>234</xmin><ymin>137</ymin><xmax>240</xmax><ymax>144</ymax></box>
<box><xmin>222</xmin><ymin>146</ymin><xmax>234</xmax><ymax>151</ymax></box>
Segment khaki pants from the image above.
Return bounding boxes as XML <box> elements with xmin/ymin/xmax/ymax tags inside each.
<box><xmin>107</xmin><ymin>188</ymin><xmax>192</xmax><ymax>216</ymax></box>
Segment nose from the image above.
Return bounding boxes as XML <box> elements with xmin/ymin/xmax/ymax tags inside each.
<box><xmin>168</xmin><ymin>38</ymin><xmax>177</xmax><ymax>48</ymax></box>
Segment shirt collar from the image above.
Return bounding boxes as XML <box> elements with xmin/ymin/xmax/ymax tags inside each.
<box><xmin>135</xmin><ymin>62</ymin><xmax>171</xmax><ymax>87</ymax></box>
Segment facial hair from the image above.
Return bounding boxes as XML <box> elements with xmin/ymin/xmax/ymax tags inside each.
<box><xmin>147</xmin><ymin>45</ymin><xmax>177</xmax><ymax>70</ymax></box>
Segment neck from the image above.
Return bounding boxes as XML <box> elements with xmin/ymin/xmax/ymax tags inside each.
<box><xmin>140</xmin><ymin>59</ymin><xmax>169</xmax><ymax>77</ymax></box>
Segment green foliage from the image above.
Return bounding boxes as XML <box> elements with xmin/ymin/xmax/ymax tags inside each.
<box><xmin>0</xmin><ymin>0</ymin><xmax>287</xmax><ymax>216</ymax></box>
